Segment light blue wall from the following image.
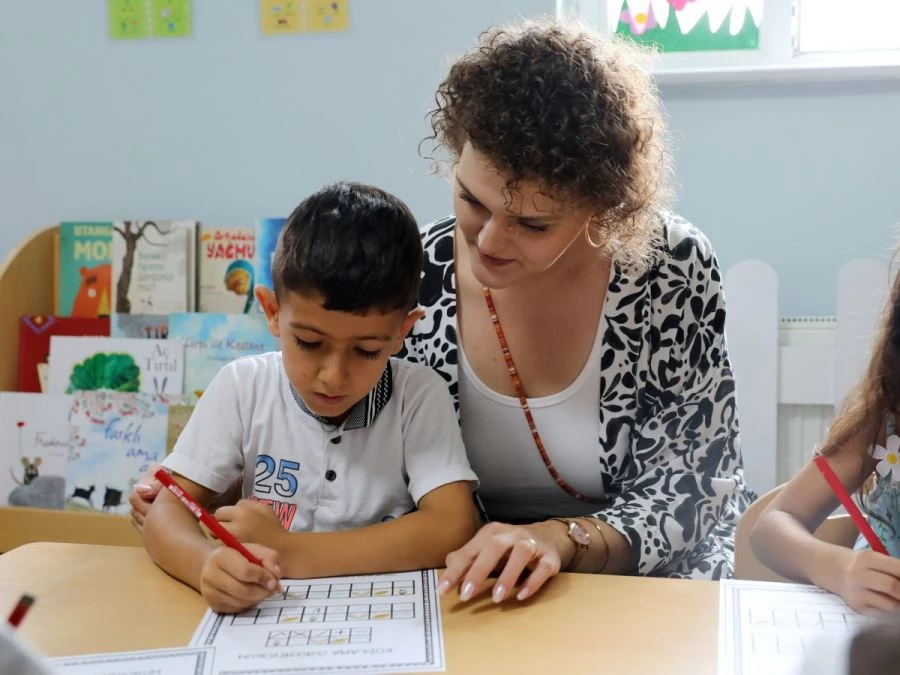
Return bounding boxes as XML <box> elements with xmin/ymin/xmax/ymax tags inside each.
<box><xmin>0</xmin><ymin>0</ymin><xmax>548</xmax><ymax>264</ymax></box>
<box><xmin>2</xmin><ymin>1</ymin><xmax>898</xmax><ymax>316</ymax></box>
<box><xmin>662</xmin><ymin>81</ymin><xmax>900</xmax><ymax>316</ymax></box>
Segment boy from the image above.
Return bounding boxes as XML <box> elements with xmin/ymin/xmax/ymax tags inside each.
<box><xmin>143</xmin><ymin>182</ymin><xmax>479</xmax><ymax>614</ymax></box>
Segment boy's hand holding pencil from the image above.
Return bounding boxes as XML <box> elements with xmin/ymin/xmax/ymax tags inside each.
<box><xmin>200</xmin><ymin>543</ymin><xmax>283</xmax><ymax>615</ymax></box>
<box><xmin>154</xmin><ymin>469</ymin><xmax>283</xmax><ymax>614</ymax></box>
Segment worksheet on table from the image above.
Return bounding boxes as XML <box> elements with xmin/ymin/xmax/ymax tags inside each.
<box><xmin>719</xmin><ymin>579</ymin><xmax>871</xmax><ymax>675</ymax></box>
<box><xmin>49</xmin><ymin>646</ymin><xmax>214</xmax><ymax>675</ymax></box>
<box><xmin>190</xmin><ymin>569</ymin><xmax>445</xmax><ymax>674</ymax></box>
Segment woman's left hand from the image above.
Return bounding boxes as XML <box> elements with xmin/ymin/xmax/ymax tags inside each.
<box><xmin>437</xmin><ymin>521</ymin><xmax>570</xmax><ymax>604</ymax></box>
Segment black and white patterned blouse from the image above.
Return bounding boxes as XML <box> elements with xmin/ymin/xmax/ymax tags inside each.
<box><xmin>400</xmin><ymin>213</ymin><xmax>753</xmax><ymax>579</ymax></box>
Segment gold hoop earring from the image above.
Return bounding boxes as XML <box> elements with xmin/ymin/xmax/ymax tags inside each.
<box><xmin>583</xmin><ymin>221</ymin><xmax>610</xmax><ymax>249</ymax></box>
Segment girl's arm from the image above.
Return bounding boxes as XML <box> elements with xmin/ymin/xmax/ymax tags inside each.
<box><xmin>751</xmin><ymin>426</ymin><xmax>900</xmax><ymax>614</ymax></box>
<box><xmin>750</xmin><ymin>428</ymin><xmax>872</xmax><ymax>587</ymax></box>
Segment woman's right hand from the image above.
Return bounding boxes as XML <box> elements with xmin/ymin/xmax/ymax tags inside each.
<box><xmin>129</xmin><ymin>465</ymin><xmax>164</xmax><ymax>532</ymax></box>
<box><xmin>836</xmin><ymin>549</ymin><xmax>900</xmax><ymax>615</ymax></box>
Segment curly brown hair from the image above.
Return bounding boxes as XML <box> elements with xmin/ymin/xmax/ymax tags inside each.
<box><xmin>425</xmin><ymin>17</ymin><xmax>672</xmax><ymax>268</ymax></box>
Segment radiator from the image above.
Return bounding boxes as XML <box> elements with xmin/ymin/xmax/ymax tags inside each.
<box><xmin>776</xmin><ymin>317</ymin><xmax>836</xmax><ymax>483</ymax></box>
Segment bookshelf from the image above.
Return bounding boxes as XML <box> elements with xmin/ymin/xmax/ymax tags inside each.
<box><xmin>0</xmin><ymin>225</ymin><xmax>140</xmax><ymax>552</ymax></box>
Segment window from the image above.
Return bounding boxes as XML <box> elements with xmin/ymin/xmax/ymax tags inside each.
<box><xmin>610</xmin><ymin>1</ymin><xmax>762</xmax><ymax>53</ymax></box>
<box><xmin>558</xmin><ymin>0</ymin><xmax>900</xmax><ymax>83</ymax></box>
<box><xmin>795</xmin><ymin>0</ymin><xmax>900</xmax><ymax>54</ymax></box>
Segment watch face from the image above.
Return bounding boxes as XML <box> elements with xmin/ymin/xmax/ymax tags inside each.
<box><xmin>569</xmin><ymin>522</ymin><xmax>590</xmax><ymax>546</ymax></box>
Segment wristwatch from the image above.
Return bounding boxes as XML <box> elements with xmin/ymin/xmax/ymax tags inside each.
<box><xmin>549</xmin><ymin>518</ymin><xmax>590</xmax><ymax>571</ymax></box>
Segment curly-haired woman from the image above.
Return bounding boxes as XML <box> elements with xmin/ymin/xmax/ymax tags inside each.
<box><xmin>131</xmin><ymin>16</ymin><xmax>751</xmax><ymax>600</ymax></box>
<box><xmin>408</xmin><ymin>16</ymin><xmax>751</xmax><ymax>601</ymax></box>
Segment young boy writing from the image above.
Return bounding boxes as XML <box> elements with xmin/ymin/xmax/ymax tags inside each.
<box><xmin>143</xmin><ymin>182</ymin><xmax>479</xmax><ymax>613</ymax></box>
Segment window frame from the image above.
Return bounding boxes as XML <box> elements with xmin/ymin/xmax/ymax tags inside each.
<box><xmin>559</xmin><ymin>0</ymin><xmax>900</xmax><ymax>85</ymax></box>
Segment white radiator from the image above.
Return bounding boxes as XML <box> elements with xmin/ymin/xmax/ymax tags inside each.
<box><xmin>775</xmin><ymin>317</ymin><xmax>836</xmax><ymax>484</ymax></box>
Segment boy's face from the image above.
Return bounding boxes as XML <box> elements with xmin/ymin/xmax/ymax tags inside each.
<box><xmin>257</xmin><ymin>288</ymin><xmax>421</xmax><ymax>424</ymax></box>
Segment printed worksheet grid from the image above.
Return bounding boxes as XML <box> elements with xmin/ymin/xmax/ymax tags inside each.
<box><xmin>266</xmin><ymin>628</ymin><xmax>372</xmax><ymax>647</ymax></box>
<box><xmin>748</xmin><ymin>607</ymin><xmax>868</xmax><ymax>631</ymax></box>
<box><xmin>232</xmin><ymin>602</ymin><xmax>416</xmax><ymax>625</ymax></box>
<box><xmin>276</xmin><ymin>580</ymin><xmax>416</xmax><ymax>601</ymax></box>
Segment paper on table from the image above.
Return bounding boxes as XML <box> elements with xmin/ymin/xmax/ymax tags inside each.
<box><xmin>48</xmin><ymin>646</ymin><xmax>213</xmax><ymax>675</ymax></box>
<box><xmin>718</xmin><ymin>580</ymin><xmax>872</xmax><ymax>675</ymax></box>
<box><xmin>190</xmin><ymin>569</ymin><xmax>445</xmax><ymax>674</ymax></box>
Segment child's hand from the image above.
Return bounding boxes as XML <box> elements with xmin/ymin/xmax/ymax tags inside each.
<box><xmin>199</xmin><ymin>543</ymin><xmax>282</xmax><ymax>614</ymax></box>
<box><xmin>215</xmin><ymin>499</ymin><xmax>286</xmax><ymax>550</ymax></box>
<box><xmin>837</xmin><ymin>549</ymin><xmax>900</xmax><ymax>615</ymax></box>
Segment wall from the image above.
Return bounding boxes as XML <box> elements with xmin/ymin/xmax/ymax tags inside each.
<box><xmin>2</xmin><ymin>1</ymin><xmax>898</xmax><ymax>316</ymax></box>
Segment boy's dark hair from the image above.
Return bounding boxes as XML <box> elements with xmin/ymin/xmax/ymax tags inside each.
<box><xmin>272</xmin><ymin>182</ymin><xmax>423</xmax><ymax>313</ymax></box>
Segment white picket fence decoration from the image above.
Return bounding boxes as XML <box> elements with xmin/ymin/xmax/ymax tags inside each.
<box><xmin>724</xmin><ymin>258</ymin><xmax>891</xmax><ymax>495</ymax></box>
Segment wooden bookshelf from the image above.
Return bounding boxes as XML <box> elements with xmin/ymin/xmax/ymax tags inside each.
<box><xmin>0</xmin><ymin>225</ymin><xmax>140</xmax><ymax>552</ymax></box>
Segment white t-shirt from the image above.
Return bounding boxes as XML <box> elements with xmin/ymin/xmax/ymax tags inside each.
<box><xmin>163</xmin><ymin>352</ymin><xmax>478</xmax><ymax>532</ymax></box>
<box><xmin>458</xmin><ymin>317</ymin><xmax>607</xmax><ymax>522</ymax></box>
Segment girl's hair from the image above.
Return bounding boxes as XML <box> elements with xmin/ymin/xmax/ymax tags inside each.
<box><xmin>820</xmin><ymin>268</ymin><xmax>900</xmax><ymax>458</ymax></box>
<box><xmin>423</xmin><ymin>16</ymin><xmax>673</xmax><ymax>270</ymax></box>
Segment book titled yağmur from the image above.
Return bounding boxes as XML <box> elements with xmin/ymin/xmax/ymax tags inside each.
<box><xmin>111</xmin><ymin>220</ymin><xmax>197</xmax><ymax>314</ymax></box>
<box><xmin>198</xmin><ymin>225</ymin><xmax>256</xmax><ymax>314</ymax></box>
<box><xmin>48</xmin><ymin>336</ymin><xmax>185</xmax><ymax>396</ymax></box>
<box><xmin>58</xmin><ymin>222</ymin><xmax>114</xmax><ymax>317</ymax></box>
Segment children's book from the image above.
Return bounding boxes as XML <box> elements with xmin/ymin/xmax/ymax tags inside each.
<box><xmin>252</xmin><ymin>217</ymin><xmax>285</xmax><ymax>313</ymax></box>
<box><xmin>197</xmin><ymin>225</ymin><xmax>256</xmax><ymax>314</ymax></box>
<box><xmin>0</xmin><ymin>393</ymin><xmax>72</xmax><ymax>509</ymax></box>
<box><xmin>111</xmin><ymin>220</ymin><xmax>197</xmax><ymax>314</ymax></box>
<box><xmin>168</xmin><ymin>313</ymin><xmax>278</xmax><ymax>401</ymax></box>
<box><xmin>166</xmin><ymin>403</ymin><xmax>194</xmax><ymax>453</ymax></box>
<box><xmin>58</xmin><ymin>222</ymin><xmax>114</xmax><ymax>317</ymax></box>
<box><xmin>66</xmin><ymin>391</ymin><xmax>188</xmax><ymax>515</ymax></box>
<box><xmin>18</xmin><ymin>315</ymin><xmax>111</xmax><ymax>393</ymax></box>
<box><xmin>48</xmin><ymin>336</ymin><xmax>185</xmax><ymax>396</ymax></box>
<box><xmin>110</xmin><ymin>313</ymin><xmax>169</xmax><ymax>339</ymax></box>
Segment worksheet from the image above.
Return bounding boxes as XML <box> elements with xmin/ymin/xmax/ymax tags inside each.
<box><xmin>49</xmin><ymin>646</ymin><xmax>214</xmax><ymax>675</ymax></box>
<box><xmin>190</xmin><ymin>569</ymin><xmax>445</xmax><ymax>674</ymax></box>
<box><xmin>719</xmin><ymin>580</ymin><xmax>872</xmax><ymax>675</ymax></box>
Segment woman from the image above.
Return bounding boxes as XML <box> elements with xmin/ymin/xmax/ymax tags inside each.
<box><xmin>132</xmin><ymin>17</ymin><xmax>751</xmax><ymax>601</ymax></box>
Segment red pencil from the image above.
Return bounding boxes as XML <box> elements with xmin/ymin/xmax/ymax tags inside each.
<box><xmin>813</xmin><ymin>455</ymin><xmax>888</xmax><ymax>555</ymax></box>
<box><xmin>154</xmin><ymin>468</ymin><xmax>264</xmax><ymax>566</ymax></box>
<box><xmin>6</xmin><ymin>594</ymin><xmax>35</xmax><ymax>628</ymax></box>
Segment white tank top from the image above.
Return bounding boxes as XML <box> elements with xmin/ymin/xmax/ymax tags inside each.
<box><xmin>458</xmin><ymin>324</ymin><xmax>605</xmax><ymax>523</ymax></box>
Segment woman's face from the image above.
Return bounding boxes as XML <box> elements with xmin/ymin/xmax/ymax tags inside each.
<box><xmin>453</xmin><ymin>142</ymin><xmax>596</xmax><ymax>290</ymax></box>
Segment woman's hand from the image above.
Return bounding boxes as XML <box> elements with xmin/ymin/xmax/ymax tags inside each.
<box><xmin>835</xmin><ymin>549</ymin><xmax>900</xmax><ymax>615</ymax></box>
<box><xmin>216</xmin><ymin>499</ymin><xmax>287</xmax><ymax>551</ymax></box>
<box><xmin>129</xmin><ymin>465</ymin><xmax>164</xmax><ymax>532</ymax></box>
<box><xmin>200</xmin><ymin>543</ymin><xmax>282</xmax><ymax>614</ymax></box>
<box><xmin>437</xmin><ymin>521</ymin><xmax>573</xmax><ymax>604</ymax></box>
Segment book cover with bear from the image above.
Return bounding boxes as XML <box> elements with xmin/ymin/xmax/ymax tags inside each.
<box><xmin>58</xmin><ymin>222</ymin><xmax>114</xmax><ymax>318</ymax></box>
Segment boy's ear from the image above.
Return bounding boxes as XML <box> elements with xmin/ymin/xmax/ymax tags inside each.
<box><xmin>391</xmin><ymin>308</ymin><xmax>424</xmax><ymax>354</ymax></box>
<box><xmin>255</xmin><ymin>286</ymin><xmax>281</xmax><ymax>338</ymax></box>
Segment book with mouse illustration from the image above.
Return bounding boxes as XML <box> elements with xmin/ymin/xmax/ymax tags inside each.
<box><xmin>0</xmin><ymin>393</ymin><xmax>73</xmax><ymax>509</ymax></box>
